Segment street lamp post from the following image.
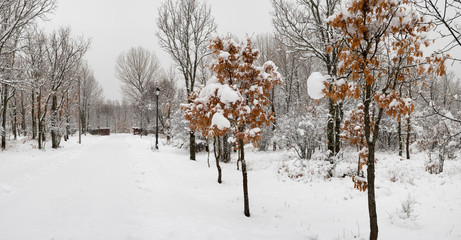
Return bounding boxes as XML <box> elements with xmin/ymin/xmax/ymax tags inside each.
<box><xmin>155</xmin><ymin>87</ymin><xmax>160</xmax><ymax>150</ymax></box>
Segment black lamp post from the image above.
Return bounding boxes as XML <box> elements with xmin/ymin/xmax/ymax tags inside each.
<box><xmin>155</xmin><ymin>87</ymin><xmax>160</xmax><ymax>150</ymax></box>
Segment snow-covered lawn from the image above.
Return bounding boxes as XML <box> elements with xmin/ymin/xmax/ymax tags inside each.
<box><xmin>0</xmin><ymin>134</ymin><xmax>460</xmax><ymax>240</ymax></box>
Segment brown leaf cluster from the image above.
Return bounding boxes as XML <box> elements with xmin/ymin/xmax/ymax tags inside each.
<box><xmin>374</xmin><ymin>90</ymin><xmax>414</xmax><ymax>120</ymax></box>
<box><xmin>182</xmin><ymin>36</ymin><xmax>282</xmax><ymax>146</ymax></box>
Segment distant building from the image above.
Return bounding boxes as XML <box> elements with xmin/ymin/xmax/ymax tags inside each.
<box><xmin>89</xmin><ymin>128</ymin><xmax>110</xmax><ymax>136</ymax></box>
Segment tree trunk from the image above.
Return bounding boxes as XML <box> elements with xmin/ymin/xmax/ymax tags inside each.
<box><xmin>239</xmin><ymin>137</ymin><xmax>250</xmax><ymax>217</ymax></box>
<box><xmin>367</xmin><ymin>143</ymin><xmax>378</xmax><ymax>240</ymax></box>
<box><xmin>236</xmin><ymin>147</ymin><xmax>240</xmax><ymax>171</ymax></box>
<box><xmin>38</xmin><ymin>90</ymin><xmax>42</xmax><ymax>149</ymax></box>
<box><xmin>327</xmin><ymin>98</ymin><xmax>335</xmax><ymax>157</ymax></box>
<box><xmin>2</xmin><ymin>84</ymin><xmax>8</xmax><ymax>150</ymax></box>
<box><xmin>42</xmin><ymin>120</ymin><xmax>46</xmax><ymax>143</ymax></box>
<box><xmin>86</xmin><ymin>109</ymin><xmax>90</xmax><ymax>134</ymax></box>
<box><xmin>334</xmin><ymin>102</ymin><xmax>342</xmax><ymax>155</ymax></box>
<box><xmin>189</xmin><ymin>130</ymin><xmax>196</xmax><ymax>160</ymax></box>
<box><xmin>80</xmin><ymin>108</ymin><xmax>87</xmax><ymax>134</ymax></box>
<box><xmin>222</xmin><ymin>133</ymin><xmax>231</xmax><ymax>163</ymax></box>
<box><xmin>271</xmin><ymin>87</ymin><xmax>277</xmax><ymax>151</ymax></box>
<box><xmin>12</xmin><ymin>98</ymin><xmax>17</xmax><ymax>140</ymax></box>
<box><xmin>439</xmin><ymin>149</ymin><xmax>445</xmax><ymax>173</ymax></box>
<box><xmin>398</xmin><ymin>120</ymin><xmax>402</xmax><ymax>157</ymax></box>
<box><xmin>64</xmin><ymin>92</ymin><xmax>70</xmax><ymax>141</ymax></box>
<box><xmin>364</xmin><ymin>85</ymin><xmax>378</xmax><ymax>240</ymax></box>
<box><xmin>51</xmin><ymin>94</ymin><xmax>60</xmax><ymax>149</ymax></box>
<box><xmin>20</xmin><ymin>91</ymin><xmax>26</xmax><ymax>136</ymax></box>
<box><xmin>406</xmin><ymin>116</ymin><xmax>411</xmax><ymax>160</ymax></box>
<box><xmin>214</xmin><ymin>137</ymin><xmax>222</xmax><ymax>184</ymax></box>
<box><xmin>32</xmin><ymin>90</ymin><xmax>37</xmax><ymax>140</ymax></box>
<box><xmin>38</xmin><ymin>121</ymin><xmax>43</xmax><ymax>149</ymax></box>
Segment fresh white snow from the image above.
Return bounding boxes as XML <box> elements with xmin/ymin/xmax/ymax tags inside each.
<box><xmin>212</xmin><ymin>111</ymin><xmax>231</xmax><ymax>130</ymax></box>
<box><xmin>307</xmin><ymin>72</ymin><xmax>327</xmax><ymax>100</ymax></box>
<box><xmin>0</xmin><ymin>134</ymin><xmax>460</xmax><ymax>240</ymax></box>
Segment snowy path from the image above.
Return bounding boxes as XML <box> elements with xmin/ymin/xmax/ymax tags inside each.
<box><xmin>1</xmin><ymin>134</ymin><xmax>460</xmax><ymax>240</ymax></box>
<box><xmin>0</xmin><ymin>135</ymin><xmax>307</xmax><ymax>240</ymax></box>
<box><xmin>0</xmin><ymin>135</ymin><xmax>142</xmax><ymax>239</ymax></box>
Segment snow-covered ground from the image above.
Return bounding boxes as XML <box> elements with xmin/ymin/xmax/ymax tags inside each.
<box><xmin>0</xmin><ymin>134</ymin><xmax>460</xmax><ymax>240</ymax></box>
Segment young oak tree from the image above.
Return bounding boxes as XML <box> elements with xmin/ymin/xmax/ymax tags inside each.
<box><xmin>183</xmin><ymin>36</ymin><xmax>282</xmax><ymax>217</ymax></box>
<box><xmin>317</xmin><ymin>0</ymin><xmax>447</xmax><ymax>239</ymax></box>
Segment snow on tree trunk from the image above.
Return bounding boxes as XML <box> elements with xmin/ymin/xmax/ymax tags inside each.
<box><xmin>51</xmin><ymin>94</ymin><xmax>60</xmax><ymax>149</ymax></box>
<box><xmin>2</xmin><ymin>84</ymin><xmax>8</xmax><ymax>150</ymax></box>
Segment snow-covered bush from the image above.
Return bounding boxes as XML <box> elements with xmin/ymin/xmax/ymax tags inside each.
<box><xmin>258</xmin><ymin>125</ymin><xmax>275</xmax><ymax>151</ymax></box>
<box><xmin>388</xmin><ymin>193</ymin><xmax>420</xmax><ymax>229</ymax></box>
<box><xmin>424</xmin><ymin>152</ymin><xmax>441</xmax><ymax>174</ymax></box>
<box><xmin>277</xmin><ymin>158</ymin><xmax>333</xmax><ymax>182</ymax></box>
<box><xmin>332</xmin><ymin>159</ymin><xmax>356</xmax><ymax>178</ymax></box>
<box><xmin>384</xmin><ymin>160</ymin><xmax>416</xmax><ymax>185</ymax></box>
<box><xmin>275</xmin><ymin>107</ymin><xmax>326</xmax><ymax>160</ymax></box>
<box><xmin>170</xmin><ymin>109</ymin><xmax>190</xmax><ymax>148</ymax></box>
<box><xmin>416</xmin><ymin>109</ymin><xmax>460</xmax><ymax>174</ymax></box>
<box><xmin>399</xmin><ymin>194</ymin><xmax>419</xmax><ymax>220</ymax></box>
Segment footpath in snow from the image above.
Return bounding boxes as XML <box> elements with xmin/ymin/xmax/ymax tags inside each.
<box><xmin>0</xmin><ymin>134</ymin><xmax>460</xmax><ymax>240</ymax></box>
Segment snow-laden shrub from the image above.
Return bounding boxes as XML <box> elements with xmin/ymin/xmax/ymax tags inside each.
<box><xmin>389</xmin><ymin>194</ymin><xmax>420</xmax><ymax>229</ymax></box>
<box><xmin>332</xmin><ymin>160</ymin><xmax>356</xmax><ymax>178</ymax></box>
<box><xmin>415</xmin><ymin>108</ymin><xmax>460</xmax><ymax>174</ymax></box>
<box><xmin>389</xmin><ymin>168</ymin><xmax>416</xmax><ymax>185</ymax></box>
<box><xmin>258</xmin><ymin>125</ymin><xmax>275</xmax><ymax>151</ymax></box>
<box><xmin>170</xmin><ymin>109</ymin><xmax>190</xmax><ymax>148</ymax></box>
<box><xmin>277</xmin><ymin>159</ymin><xmax>333</xmax><ymax>182</ymax></box>
<box><xmin>399</xmin><ymin>194</ymin><xmax>419</xmax><ymax>220</ymax></box>
<box><xmin>424</xmin><ymin>152</ymin><xmax>440</xmax><ymax>174</ymax></box>
<box><xmin>275</xmin><ymin>108</ymin><xmax>326</xmax><ymax>160</ymax></box>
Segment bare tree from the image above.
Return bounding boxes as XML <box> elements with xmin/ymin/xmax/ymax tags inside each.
<box><xmin>116</xmin><ymin>47</ymin><xmax>160</xmax><ymax>103</ymax></box>
<box><xmin>79</xmin><ymin>62</ymin><xmax>102</xmax><ymax>134</ymax></box>
<box><xmin>0</xmin><ymin>0</ymin><xmax>56</xmax><ymax>150</ymax></box>
<box><xmin>272</xmin><ymin>0</ymin><xmax>343</xmax><ymax>158</ymax></box>
<box><xmin>23</xmin><ymin>28</ymin><xmax>48</xmax><ymax>148</ymax></box>
<box><xmin>0</xmin><ymin>0</ymin><xmax>56</xmax><ymax>63</ymax></box>
<box><xmin>156</xmin><ymin>0</ymin><xmax>216</xmax><ymax>160</ymax></box>
<box><xmin>154</xmin><ymin>67</ymin><xmax>178</xmax><ymax>142</ymax></box>
<box><xmin>420</xmin><ymin>0</ymin><xmax>461</xmax><ymax>61</ymax></box>
<box><xmin>115</xmin><ymin>46</ymin><xmax>160</xmax><ymax>132</ymax></box>
<box><xmin>45</xmin><ymin>27</ymin><xmax>90</xmax><ymax>148</ymax></box>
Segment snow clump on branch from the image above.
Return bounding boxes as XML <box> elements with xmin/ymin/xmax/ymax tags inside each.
<box><xmin>307</xmin><ymin>72</ymin><xmax>327</xmax><ymax>100</ymax></box>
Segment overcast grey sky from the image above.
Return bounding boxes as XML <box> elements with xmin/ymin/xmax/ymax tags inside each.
<box><xmin>45</xmin><ymin>0</ymin><xmax>273</xmax><ymax>101</ymax></box>
<box><xmin>45</xmin><ymin>0</ymin><xmax>460</xmax><ymax>102</ymax></box>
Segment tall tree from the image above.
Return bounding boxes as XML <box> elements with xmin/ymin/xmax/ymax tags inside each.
<box><xmin>79</xmin><ymin>62</ymin><xmax>102</xmax><ymax>134</ymax></box>
<box><xmin>327</xmin><ymin>1</ymin><xmax>446</xmax><ymax>239</ymax></box>
<box><xmin>45</xmin><ymin>27</ymin><xmax>90</xmax><ymax>148</ymax></box>
<box><xmin>156</xmin><ymin>0</ymin><xmax>216</xmax><ymax>160</ymax></box>
<box><xmin>272</xmin><ymin>0</ymin><xmax>343</xmax><ymax>158</ymax></box>
<box><xmin>155</xmin><ymin>67</ymin><xmax>178</xmax><ymax>142</ymax></box>
<box><xmin>115</xmin><ymin>46</ymin><xmax>160</xmax><ymax>131</ymax></box>
<box><xmin>0</xmin><ymin>0</ymin><xmax>56</xmax><ymax>149</ymax></box>
<box><xmin>116</xmin><ymin>47</ymin><xmax>160</xmax><ymax>103</ymax></box>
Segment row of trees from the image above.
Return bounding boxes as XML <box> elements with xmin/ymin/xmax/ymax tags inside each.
<box><xmin>0</xmin><ymin>0</ymin><xmax>113</xmax><ymax>150</ymax></box>
<box><xmin>3</xmin><ymin>0</ymin><xmax>458</xmax><ymax>238</ymax></box>
<box><xmin>141</xmin><ymin>0</ymin><xmax>460</xmax><ymax>239</ymax></box>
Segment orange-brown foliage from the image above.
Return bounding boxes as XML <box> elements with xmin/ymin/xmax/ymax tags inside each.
<box><xmin>328</xmin><ymin>0</ymin><xmax>446</xmax><ymax>191</ymax></box>
<box><xmin>182</xmin><ymin>36</ymin><xmax>282</xmax><ymax>147</ymax></box>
